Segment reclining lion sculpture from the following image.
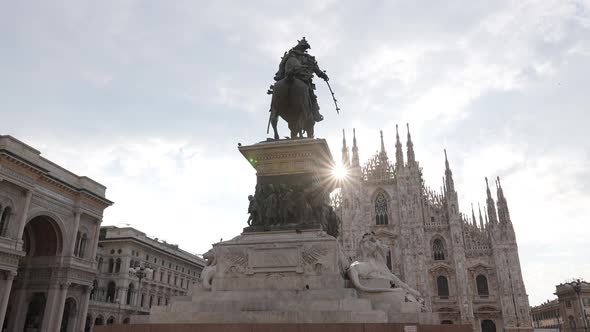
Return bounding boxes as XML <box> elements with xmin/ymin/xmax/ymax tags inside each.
<box><xmin>348</xmin><ymin>232</ymin><xmax>424</xmax><ymax>305</ymax></box>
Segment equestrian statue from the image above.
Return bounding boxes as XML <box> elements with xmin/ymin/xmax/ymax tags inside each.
<box><xmin>267</xmin><ymin>37</ymin><xmax>339</xmax><ymax>139</ymax></box>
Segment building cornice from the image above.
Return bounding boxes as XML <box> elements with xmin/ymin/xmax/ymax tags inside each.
<box><xmin>0</xmin><ymin>148</ymin><xmax>113</xmax><ymax>208</ymax></box>
<box><xmin>100</xmin><ymin>236</ymin><xmax>205</xmax><ymax>268</ymax></box>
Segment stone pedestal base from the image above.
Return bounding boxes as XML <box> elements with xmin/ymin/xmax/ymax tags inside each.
<box><xmin>145</xmin><ymin>230</ymin><xmax>387</xmax><ymax>323</ymax></box>
<box><xmin>148</xmin><ymin>288</ymin><xmax>387</xmax><ymax>323</ymax></box>
<box><xmin>143</xmin><ymin>230</ymin><xmax>436</xmax><ymax>325</ymax></box>
<box><xmin>213</xmin><ymin>229</ymin><xmax>342</xmax><ymax>291</ymax></box>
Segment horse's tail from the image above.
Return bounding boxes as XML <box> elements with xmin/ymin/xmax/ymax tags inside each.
<box><xmin>348</xmin><ymin>266</ymin><xmax>396</xmax><ymax>293</ymax></box>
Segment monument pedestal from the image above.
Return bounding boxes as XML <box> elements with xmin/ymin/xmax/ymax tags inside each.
<box><xmin>239</xmin><ymin>138</ymin><xmax>338</xmax><ymax>234</ymax></box>
<box><xmin>213</xmin><ymin>229</ymin><xmax>343</xmax><ymax>291</ymax></box>
<box><xmin>148</xmin><ymin>229</ymin><xmax>387</xmax><ymax>323</ymax></box>
<box><xmin>140</xmin><ymin>139</ymin><xmax>437</xmax><ymax>325</ymax></box>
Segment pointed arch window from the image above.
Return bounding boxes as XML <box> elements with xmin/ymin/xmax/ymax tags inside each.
<box><xmin>108</xmin><ymin>258</ymin><xmax>114</xmax><ymax>273</ymax></box>
<box><xmin>476</xmin><ymin>275</ymin><xmax>489</xmax><ymax>296</ymax></box>
<box><xmin>375</xmin><ymin>192</ymin><xmax>389</xmax><ymax>225</ymax></box>
<box><xmin>437</xmin><ymin>275</ymin><xmax>449</xmax><ymax>298</ymax></box>
<box><xmin>115</xmin><ymin>258</ymin><xmax>122</xmax><ymax>273</ymax></box>
<box><xmin>433</xmin><ymin>238</ymin><xmax>446</xmax><ymax>260</ymax></box>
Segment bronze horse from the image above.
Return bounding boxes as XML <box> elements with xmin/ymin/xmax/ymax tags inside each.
<box><xmin>269</xmin><ymin>57</ymin><xmax>316</xmax><ymax>139</ymax></box>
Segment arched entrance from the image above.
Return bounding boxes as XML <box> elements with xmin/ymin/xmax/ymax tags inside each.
<box><xmin>481</xmin><ymin>319</ymin><xmax>497</xmax><ymax>332</ymax></box>
<box><xmin>9</xmin><ymin>215</ymin><xmax>64</xmax><ymax>331</ymax></box>
<box><xmin>23</xmin><ymin>293</ymin><xmax>46</xmax><ymax>331</ymax></box>
<box><xmin>22</xmin><ymin>215</ymin><xmax>63</xmax><ymax>257</ymax></box>
<box><xmin>106</xmin><ymin>316</ymin><xmax>115</xmax><ymax>325</ymax></box>
<box><xmin>94</xmin><ymin>315</ymin><xmax>104</xmax><ymax>326</ymax></box>
<box><xmin>60</xmin><ymin>297</ymin><xmax>77</xmax><ymax>332</ymax></box>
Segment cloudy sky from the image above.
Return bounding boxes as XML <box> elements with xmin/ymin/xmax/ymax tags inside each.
<box><xmin>2</xmin><ymin>0</ymin><xmax>589</xmax><ymax>305</ymax></box>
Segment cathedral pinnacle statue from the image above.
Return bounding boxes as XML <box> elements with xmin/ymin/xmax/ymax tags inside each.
<box><xmin>267</xmin><ymin>37</ymin><xmax>339</xmax><ymax>139</ymax></box>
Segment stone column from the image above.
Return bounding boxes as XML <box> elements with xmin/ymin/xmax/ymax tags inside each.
<box><xmin>118</xmin><ymin>285</ymin><xmax>128</xmax><ymax>306</ymax></box>
<box><xmin>89</xmin><ymin>220</ymin><xmax>102</xmax><ymax>260</ymax></box>
<box><xmin>69</xmin><ymin>210</ymin><xmax>82</xmax><ymax>256</ymax></box>
<box><xmin>15</xmin><ymin>190</ymin><xmax>33</xmax><ymax>241</ymax></box>
<box><xmin>132</xmin><ymin>282</ymin><xmax>140</xmax><ymax>307</ymax></box>
<box><xmin>41</xmin><ymin>282</ymin><xmax>69</xmax><ymax>331</ymax></box>
<box><xmin>0</xmin><ymin>271</ymin><xmax>16</xmax><ymax>329</ymax></box>
<box><xmin>6</xmin><ymin>288</ymin><xmax>28</xmax><ymax>332</ymax></box>
<box><xmin>76</xmin><ymin>286</ymin><xmax>91</xmax><ymax>332</ymax></box>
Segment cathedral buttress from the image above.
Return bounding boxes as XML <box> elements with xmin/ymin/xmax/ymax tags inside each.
<box><xmin>443</xmin><ymin>150</ymin><xmax>475</xmax><ymax>324</ymax></box>
<box><xmin>488</xmin><ymin>178</ymin><xmax>531</xmax><ymax>329</ymax></box>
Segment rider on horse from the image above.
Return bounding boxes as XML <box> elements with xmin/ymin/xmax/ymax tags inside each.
<box><xmin>272</xmin><ymin>38</ymin><xmax>329</xmax><ymax>126</ymax></box>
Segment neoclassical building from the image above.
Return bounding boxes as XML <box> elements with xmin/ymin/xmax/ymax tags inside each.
<box><xmin>87</xmin><ymin>226</ymin><xmax>205</xmax><ymax>330</ymax></box>
<box><xmin>0</xmin><ymin>135</ymin><xmax>112</xmax><ymax>331</ymax></box>
<box><xmin>555</xmin><ymin>280</ymin><xmax>589</xmax><ymax>331</ymax></box>
<box><xmin>336</xmin><ymin>126</ymin><xmax>532</xmax><ymax>332</ymax></box>
<box><xmin>530</xmin><ymin>279</ymin><xmax>589</xmax><ymax>331</ymax></box>
<box><xmin>530</xmin><ymin>299</ymin><xmax>561</xmax><ymax>330</ymax></box>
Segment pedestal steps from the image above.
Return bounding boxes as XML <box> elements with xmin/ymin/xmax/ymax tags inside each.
<box><xmin>148</xmin><ymin>288</ymin><xmax>388</xmax><ymax>323</ymax></box>
<box><xmin>190</xmin><ymin>288</ymin><xmax>361</xmax><ymax>301</ymax></box>
<box><xmin>149</xmin><ymin>309</ymin><xmax>388</xmax><ymax>324</ymax></box>
<box><xmin>166</xmin><ymin>297</ymin><xmax>374</xmax><ymax>312</ymax></box>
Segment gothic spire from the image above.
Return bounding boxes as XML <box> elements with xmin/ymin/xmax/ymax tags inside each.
<box><xmin>496</xmin><ymin>176</ymin><xmax>512</xmax><ymax>224</ymax></box>
<box><xmin>471</xmin><ymin>203</ymin><xmax>477</xmax><ymax>227</ymax></box>
<box><xmin>478</xmin><ymin>202</ymin><xmax>485</xmax><ymax>229</ymax></box>
<box><xmin>341</xmin><ymin>129</ymin><xmax>350</xmax><ymax>167</ymax></box>
<box><xmin>351</xmin><ymin>128</ymin><xmax>360</xmax><ymax>167</ymax></box>
<box><xmin>395</xmin><ymin>124</ymin><xmax>404</xmax><ymax>168</ymax></box>
<box><xmin>379</xmin><ymin>130</ymin><xmax>386</xmax><ymax>155</ymax></box>
<box><xmin>406</xmin><ymin>123</ymin><xmax>416</xmax><ymax>166</ymax></box>
<box><xmin>444</xmin><ymin>149</ymin><xmax>455</xmax><ymax>193</ymax></box>
<box><xmin>485</xmin><ymin>177</ymin><xmax>498</xmax><ymax>224</ymax></box>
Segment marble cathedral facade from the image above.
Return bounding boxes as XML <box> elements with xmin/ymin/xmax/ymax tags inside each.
<box><xmin>336</xmin><ymin>126</ymin><xmax>532</xmax><ymax>332</ymax></box>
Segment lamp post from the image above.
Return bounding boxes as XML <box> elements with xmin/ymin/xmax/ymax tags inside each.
<box><xmin>569</xmin><ymin>279</ymin><xmax>588</xmax><ymax>332</ymax></box>
<box><xmin>129</xmin><ymin>262</ymin><xmax>152</xmax><ymax>312</ymax></box>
